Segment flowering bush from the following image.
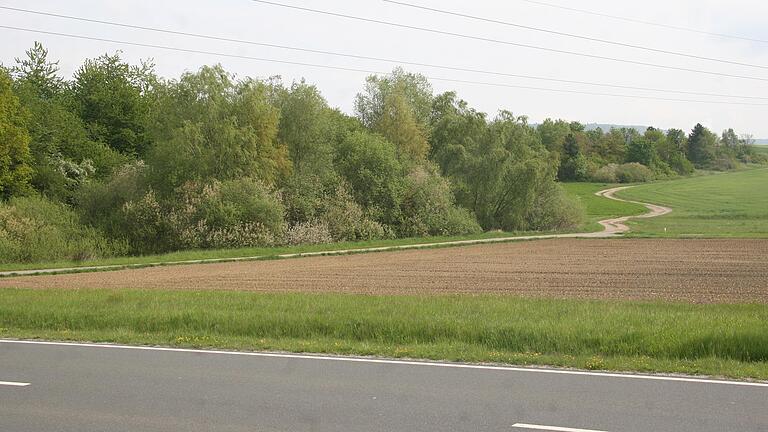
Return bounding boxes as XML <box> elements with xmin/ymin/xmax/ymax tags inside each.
<box><xmin>285</xmin><ymin>220</ymin><xmax>334</xmax><ymax>246</ymax></box>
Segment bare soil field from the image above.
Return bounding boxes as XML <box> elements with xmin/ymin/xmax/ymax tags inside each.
<box><xmin>2</xmin><ymin>238</ymin><xmax>767</xmax><ymax>303</ymax></box>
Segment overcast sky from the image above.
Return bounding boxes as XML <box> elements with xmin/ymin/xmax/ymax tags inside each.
<box><xmin>2</xmin><ymin>0</ymin><xmax>767</xmax><ymax>136</ymax></box>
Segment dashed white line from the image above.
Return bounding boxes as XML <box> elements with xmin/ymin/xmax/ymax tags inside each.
<box><xmin>0</xmin><ymin>380</ymin><xmax>30</xmax><ymax>387</ymax></box>
<box><xmin>513</xmin><ymin>423</ymin><xmax>608</xmax><ymax>432</ymax></box>
<box><xmin>2</xmin><ymin>339</ymin><xmax>768</xmax><ymax>388</ymax></box>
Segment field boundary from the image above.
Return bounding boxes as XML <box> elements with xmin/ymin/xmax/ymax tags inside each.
<box><xmin>0</xmin><ymin>186</ymin><xmax>670</xmax><ymax>278</ymax></box>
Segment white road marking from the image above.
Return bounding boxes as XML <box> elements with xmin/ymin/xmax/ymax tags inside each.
<box><xmin>2</xmin><ymin>339</ymin><xmax>767</xmax><ymax>388</ymax></box>
<box><xmin>512</xmin><ymin>423</ymin><xmax>608</xmax><ymax>432</ymax></box>
<box><xmin>0</xmin><ymin>380</ymin><xmax>30</xmax><ymax>387</ymax></box>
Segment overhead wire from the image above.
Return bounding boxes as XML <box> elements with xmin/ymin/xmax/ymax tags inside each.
<box><xmin>248</xmin><ymin>0</ymin><xmax>768</xmax><ymax>83</ymax></box>
<box><xmin>382</xmin><ymin>0</ymin><xmax>768</xmax><ymax>70</ymax></box>
<box><xmin>517</xmin><ymin>0</ymin><xmax>768</xmax><ymax>44</ymax></box>
<box><xmin>1</xmin><ymin>5</ymin><xmax>765</xmax><ymax>100</ymax></box>
<box><xmin>1</xmin><ymin>25</ymin><xmax>766</xmax><ymax>106</ymax></box>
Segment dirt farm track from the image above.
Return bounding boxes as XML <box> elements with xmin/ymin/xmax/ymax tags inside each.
<box><xmin>2</xmin><ymin>238</ymin><xmax>767</xmax><ymax>303</ymax></box>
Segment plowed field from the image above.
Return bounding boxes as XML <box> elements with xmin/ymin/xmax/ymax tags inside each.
<box><xmin>2</xmin><ymin>239</ymin><xmax>766</xmax><ymax>303</ymax></box>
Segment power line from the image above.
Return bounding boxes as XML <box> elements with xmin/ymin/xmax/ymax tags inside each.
<box><xmin>1</xmin><ymin>25</ymin><xmax>766</xmax><ymax>106</ymax></box>
<box><xmin>383</xmin><ymin>0</ymin><xmax>768</xmax><ymax>70</ymax></box>
<box><xmin>518</xmin><ymin>0</ymin><xmax>768</xmax><ymax>44</ymax></box>
<box><xmin>2</xmin><ymin>5</ymin><xmax>765</xmax><ymax>101</ymax></box>
<box><xmin>249</xmin><ymin>0</ymin><xmax>768</xmax><ymax>83</ymax></box>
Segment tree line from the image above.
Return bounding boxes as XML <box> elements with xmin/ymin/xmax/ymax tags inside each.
<box><xmin>0</xmin><ymin>43</ymin><xmax>764</xmax><ymax>262</ymax></box>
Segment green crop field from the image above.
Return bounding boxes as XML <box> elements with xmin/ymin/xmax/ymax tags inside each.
<box><xmin>1</xmin><ymin>289</ymin><xmax>767</xmax><ymax>380</ymax></box>
<box><xmin>617</xmin><ymin>168</ymin><xmax>768</xmax><ymax>237</ymax></box>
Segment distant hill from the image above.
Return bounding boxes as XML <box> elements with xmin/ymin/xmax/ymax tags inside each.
<box><xmin>529</xmin><ymin>122</ymin><xmax>651</xmax><ymax>133</ymax></box>
<box><xmin>583</xmin><ymin>123</ymin><xmax>650</xmax><ymax>133</ymax></box>
<box><xmin>754</xmin><ymin>139</ymin><xmax>768</xmax><ymax>145</ymax></box>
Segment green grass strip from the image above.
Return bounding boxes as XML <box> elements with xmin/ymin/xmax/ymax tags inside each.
<box><xmin>1</xmin><ymin>289</ymin><xmax>766</xmax><ymax>380</ymax></box>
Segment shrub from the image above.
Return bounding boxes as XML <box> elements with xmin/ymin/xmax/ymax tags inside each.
<box><xmin>77</xmin><ymin>161</ymin><xmax>148</xmax><ymax>236</ymax></box>
<box><xmin>282</xmin><ymin>173</ymin><xmax>388</xmax><ymax>242</ymax></box>
<box><xmin>558</xmin><ymin>154</ymin><xmax>588</xmax><ymax>181</ymax></box>
<box><xmin>284</xmin><ymin>220</ymin><xmax>334</xmax><ymax>246</ymax></box>
<box><xmin>590</xmin><ymin>163</ymin><xmax>618</xmax><ymax>183</ymax></box>
<box><xmin>319</xmin><ymin>184</ymin><xmax>390</xmax><ymax>242</ymax></box>
<box><xmin>399</xmin><ymin>164</ymin><xmax>481</xmax><ymax>237</ymax></box>
<box><xmin>84</xmin><ymin>174</ymin><xmax>286</xmax><ymax>254</ymax></box>
<box><xmin>711</xmin><ymin>155</ymin><xmax>739</xmax><ymax>171</ymax></box>
<box><xmin>525</xmin><ymin>181</ymin><xmax>584</xmax><ymax>231</ymax></box>
<box><xmin>668</xmin><ymin>152</ymin><xmax>694</xmax><ymax>175</ymax></box>
<box><xmin>205</xmin><ymin>222</ymin><xmax>279</xmax><ymax>249</ymax></box>
<box><xmin>0</xmin><ymin>195</ymin><xmax>126</xmax><ymax>262</ymax></box>
<box><xmin>614</xmin><ymin>163</ymin><xmax>654</xmax><ymax>183</ymax></box>
<box><xmin>335</xmin><ymin>131</ymin><xmax>405</xmax><ymax>225</ymax></box>
<box><xmin>200</xmin><ymin>178</ymin><xmax>285</xmax><ymax>235</ymax></box>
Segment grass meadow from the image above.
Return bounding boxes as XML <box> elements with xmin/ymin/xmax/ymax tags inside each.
<box><xmin>617</xmin><ymin>168</ymin><xmax>768</xmax><ymax>237</ymax></box>
<box><xmin>1</xmin><ymin>289</ymin><xmax>766</xmax><ymax>380</ymax></box>
<box><xmin>561</xmin><ymin>182</ymin><xmax>646</xmax><ymax>231</ymax></box>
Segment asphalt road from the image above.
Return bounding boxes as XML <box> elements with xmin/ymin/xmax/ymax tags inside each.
<box><xmin>2</xmin><ymin>340</ymin><xmax>767</xmax><ymax>431</ymax></box>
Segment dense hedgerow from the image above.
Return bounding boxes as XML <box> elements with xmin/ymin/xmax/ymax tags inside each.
<box><xmin>0</xmin><ymin>44</ymin><xmax>761</xmax><ymax>263</ymax></box>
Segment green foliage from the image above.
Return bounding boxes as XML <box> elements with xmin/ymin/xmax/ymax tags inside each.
<box><xmin>626</xmin><ymin>137</ymin><xmax>656</xmax><ymax>167</ymax></box>
<box><xmin>148</xmin><ymin>67</ymin><xmax>290</xmax><ymax>192</ymax></box>
<box><xmin>399</xmin><ymin>164</ymin><xmax>481</xmax><ymax>237</ymax></box>
<box><xmin>77</xmin><ymin>161</ymin><xmax>148</xmax><ymax>237</ymax></box>
<box><xmin>71</xmin><ymin>53</ymin><xmax>154</xmax><ymax>156</ymax></box>
<box><xmin>430</xmin><ymin>96</ymin><xmax>582</xmax><ymax>231</ymax></box>
<box><xmin>374</xmin><ymin>89</ymin><xmax>430</xmax><ymax>161</ymax></box>
<box><xmin>354</xmin><ymin>67</ymin><xmax>433</xmax><ymax>129</ymax></box>
<box><xmin>0</xmin><ymin>195</ymin><xmax>126</xmax><ymax>262</ymax></box>
<box><xmin>558</xmin><ymin>133</ymin><xmax>588</xmax><ymax>181</ymax></box>
<box><xmin>11</xmin><ymin>42</ymin><xmax>64</xmax><ymax>99</ymax></box>
<box><xmin>0</xmin><ymin>69</ymin><xmax>33</xmax><ymax>199</ymax></box>
<box><xmin>271</xmin><ymin>80</ymin><xmax>350</xmax><ymax>177</ymax></box>
<box><xmin>536</xmin><ymin>118</ymin><xmax>571</xmax><ymax>154</ymax></box>
<box><xmin>590</xmin><ymin>163</ymin><xmax>619</xmax><ymax>183</ymax></box>
<box><xmin>335</xmin><ymin>130</ymin><xmax>405</xmax><ymax>226</ymax></box>
<box><xmin>282</xmin><ymin>173</ymin><xmax>386</xmax><ymax>242</ymax></box>
<box><xmin>1</xmin><ymin>43</ymin><xmax>758</xmax><ymax>264</ymax></box>
<box><xmin>615</xmin><ymin>162</ymin><xmax>654</xmax><ymax>183</ymax></box>
<box><xmin>687</xmin><ymin>123</ymin><xmax>717</xmax><ymax>168</ymax></box>
<box><xmin>12</xmin><ymin>46</ymin><xmax>126</xmax><ymax>201</ymax></box>
<box><xmin>525</xmin><ymin>181</ymin><xmax>584</xmax><ymax>230</ymax></box>
<box><xmin>110</xmin><ymin>178</ymin><xmax>285</xmax><ymax>254</ymax></box>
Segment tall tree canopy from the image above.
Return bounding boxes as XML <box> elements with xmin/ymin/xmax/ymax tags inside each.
<box><xmin>72</xmin><ymin>53</ymin><xmax>155</xmax><ymax>156</ymax></box>
<box><xmin>0</xmin><ymin>69</ymin><xmax>33</xmax><ymax>199</ymax></box>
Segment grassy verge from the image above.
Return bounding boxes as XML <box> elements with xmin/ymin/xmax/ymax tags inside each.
<box><xmin>1</xmin><ymin>289</ymin><xmax>766</xmax><ymax>380</ymax></box>
<box><xmin>617</xmin><ymin>168</ymin><xmax>768</xmax><ymax>237</ymax></box>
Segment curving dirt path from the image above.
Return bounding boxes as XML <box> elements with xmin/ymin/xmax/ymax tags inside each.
<box><xmin>0</xmin><ymin>185</ymin><xmax>669</xmax><ymax>277</ymax></box>
<box><xmin>592</xmin><ymin>186</ymin><xmax>672</xmax><ymax>236</ymax></box>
